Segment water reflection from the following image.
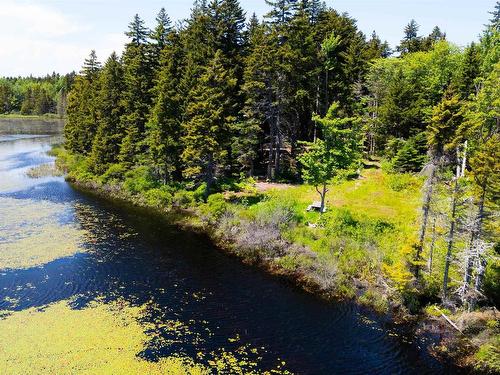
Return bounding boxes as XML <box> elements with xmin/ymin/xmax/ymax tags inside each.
<box><xmin>0</xmin><ymin>134</ymin><xmax>460</xmax><ymax>374</ymax></box>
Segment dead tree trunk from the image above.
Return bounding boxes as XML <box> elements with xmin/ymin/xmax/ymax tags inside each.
<box><xmin>469</xmin><ymin>185</ymin><xmax>488</xmax><ymax>308</ymax></box>
<box><xmin>443</xmin><ymin>174</ymin><xmax>459</xmax><ymax>303</ymax></box>
<box><xmin>415</xmin><ymin>160</ymin><xmax>436</xmax><ymax>278</ymax></box>
<box><xmin>428</xmin><ymin>216</ymin><xmax>437</xmax><ymax>275</ymax></box>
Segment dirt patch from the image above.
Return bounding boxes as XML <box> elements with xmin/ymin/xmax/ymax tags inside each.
<box><xmin>255</xmin><ymin>182</ymin><xmax>294</xmax><ymax>192</ymax></box>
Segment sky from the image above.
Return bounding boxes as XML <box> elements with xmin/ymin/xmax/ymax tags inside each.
<box><xmin>0</xmin><ymin>0</ymin><xmax>496</xmax><ymax>76</ymax></box>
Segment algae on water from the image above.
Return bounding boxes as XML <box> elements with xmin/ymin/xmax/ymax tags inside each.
<box><xmin>0</xmin><ymin>197</ymin><xmax>86</xmax><ymax>270</ymax></box>
<box><xmin>0</xmin><ymin>298</ymin><xmax>207</xmax><ymax>375</ymax></box>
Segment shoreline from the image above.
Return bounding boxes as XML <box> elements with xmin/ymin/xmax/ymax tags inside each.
<box><xmin>66</xmin><ymin>176</ymin><xmax>474</xmax><ymax>373</ymax></box>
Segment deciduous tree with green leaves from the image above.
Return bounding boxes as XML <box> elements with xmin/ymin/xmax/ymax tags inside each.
<box><xmin>299</xmin><ymin>103</ymin><xmax>363</xmax><ymax>213</ymax></box>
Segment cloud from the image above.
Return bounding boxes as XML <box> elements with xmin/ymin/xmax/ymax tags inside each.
<box><xmin>0</xmin><ymin>1</ymin><xmax>125</xmax><ymax>76</ymax></box>
<box><xmin>0</xmin><ymin>1</ymin><xmax>83</xmax><ymax>37</ymax></box>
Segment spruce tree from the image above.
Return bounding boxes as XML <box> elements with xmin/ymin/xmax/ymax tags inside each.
<box><xmin>458</xmin><ymin>43</ymin><xmax>481</xmax><ymax>99</ymax></box>
<box><xmin>181</xmin><ymin>50</ymin><xmax>237</xmax><ymax>198</ymax></box>
<box><xmin>265</xmin><ymin>0</ymin><xmax>298</xmax><ymax>26</ymax></box>
<box><xmin>146</xmin><ymin>31</ymin><xmax>184</xmax><ymax>183</ymax></box>
<box><xmin>119</xmin><ymin>14</ymin><xmax>154</xmax><ymax>167</ymax></box>
<box><xmin>397</xmin><ymin>19</ymin><xmax>422</xmax><ymax>55</ymax></box>
<box><xmin>90</xmin><ymin>52</ymin><xmax>125</xmax><ymax>174</ymax></box>
<box><xmin>149</xmin><ymin>8</ymin><xmax>173</xmax><ymax>73</ymax></box>
<box><xmin>81</xmin><ymin>50</ymin><xmax>102</xmax><ymax>79</ymax></box>
<box><xmin>65</xmin><ymin>51</ymin><xmax>101</xmax><ymax>154</ymax></box>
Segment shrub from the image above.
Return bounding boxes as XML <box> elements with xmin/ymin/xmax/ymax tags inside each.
<box><xmin>358</xmin><ymin>289</ymin><xmax>389</xmax><ymax>313</ymax></box>
<box><xmin>386</xmin><ymin>173</ymin><xmax>421</xmax><ymax>192</ymax></box>
<box><xmin>143</xmin><ymin>186</ymin><xmax>172</xmax><ymax>208</ymax></box>
<box><xmin>390</xmin><ymin>132</ymin><xmax>428</xmax><ymax>173</ymax></box>
<box><xmin>172</xmin><ymin>189</ymin><xmax>196</xmax><ymax>208</ymax></box>
<box><xmin>234</xmin><ymin>176</ymin><xmax>257</xmax><ymax>193</ymax></box>
<box><xmin>475</xmin><ymin>337</ymin><xmax>500</xmax><ymax>374</ymax></box>
<box><xmin>67</xmin><ymin>156</ymin><xmax>95</xmax><ymax>182</ymax></box>
<box><xmin>123</xmin><ymin>166</ymin><xmax>158</xmax><ymax>194</ymax></box>
<box><xmin>253</xmin><ymin>197</ymin><xmax>301</xmax><ymax>229</ymax></box>
<box><xmin>100</xmin><ymin>163</ymin><xmax>127</xmax><ymax>184</ymax></box>
<box><xmin>201</xmin><ymin>193</ymin><xmax>227</xmax><ymax>221</ymax></box>
<box><xmin>193</xmin><ymin>183</ymin><xmax>207</xmax><ymax>202</ymax></box>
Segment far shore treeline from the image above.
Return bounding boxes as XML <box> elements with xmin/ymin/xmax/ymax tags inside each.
<box><xmin>0</xmin><ymin>74</ymin><xmax>74</xmax><ymax>117</ymax></box>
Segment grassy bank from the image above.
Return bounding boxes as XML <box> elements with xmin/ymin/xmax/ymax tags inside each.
<box><xmin>53</xmin><ymin>147</ymin><xmax>499</xmax><ymax>373</ymax></box>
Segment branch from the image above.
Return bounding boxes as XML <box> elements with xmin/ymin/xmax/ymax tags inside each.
<box><xmin>433</xmin><ymin>306</ymin><xmax>462</xmax><ymax>333</ymax></box>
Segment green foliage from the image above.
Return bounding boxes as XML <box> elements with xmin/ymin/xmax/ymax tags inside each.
<box><xmin>391</xmin><ymin>132</ymin><xmax>428</xmax><ymax>172</ymax></box>
<box><xmin>123</xmin><ymin>166</ymin><xmax>158</xmax><ymax>194</ymax></box>
<box><xmin>248</xmin><ymin>196</ymin><xmax>301</xmax><ymax>229</ymax></box>
<box><xmin>299</xmin><ymin>103</ymin><xmax>363</xmax><ymax>209</ymax></box>
<box><xmin>172</xmin><ymin>190</ymin><xmax>196</xmax><ymax>208</ymax></box>
<box><xmin>143</xmin><ymin>186</ymin><xmax>173</xmax><ymax>207</ymax></box>
<box><xmin>181</xmin><ymin>50</ymin><xmax>236</xmax><ymax>196</ymax></box>
<box><xmin>358</xmin><ymin>289</ymin><xmax>389</xmax><ymax>313</ymax></box>
<box><xmin>57</xmin><ymin>4</ymin><xmax>500</xmax><ymax>355</ymax></box>
<box><xmin>99</xmin><ymin>163</ymin><xmax>127</xmax><ymax>184</ymax></box>
<box><xmin>0</xmin><ymin>74</ymin><xmax>73</xmax><ymax>116</ymax></box>
<box><xmin>475</xmin><ymin>336</ymin><xmax>500</xmax><ymax>374</ymax></box>
<box><xmin>201</xmin><ymin>193</ymin><xmax>228</xmax><ymax>221</ymax></box>
<box><xmin>386</xmin><ymin>173</ymin><xmax>422</xmax><ymax>192</ymax></box>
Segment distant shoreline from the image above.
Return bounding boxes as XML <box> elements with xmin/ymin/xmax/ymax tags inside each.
<box><xmin>0</xmin><ymin>116</ymin><xmax>65</xmax><ymax>135</ymax></box>
<box><xmin>0</xmin><ymin>114</ymin><xmax>65</xmax><ymax>120</ymax></box>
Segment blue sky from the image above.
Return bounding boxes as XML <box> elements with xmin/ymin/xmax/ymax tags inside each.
<box><xmin>0</xmin><ymin>0</ymin><xmax>496</xmax><ymax>76</ymax></box>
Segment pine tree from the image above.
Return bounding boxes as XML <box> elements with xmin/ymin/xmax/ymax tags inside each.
<box><xmin>119</xmin><ymin>14</ymin><xmax>154</xmax><ymax>167</ymax></box>
<box><xmin>264</xmin><ymin>0</ymin><xmax>298</xmax><ymax>26</ymax></box>
<box><xmin>232</xmin><ymin>13</ymin><xmax>263</xmax><ymax>175</ymax></box>
<box><xmin>488</xmin><ymin>1</ymin><xmax>500</xmax><ymax>30</ymax></box>
<box><xmin>458</xmin><ymin>43</ymin><xmax>481</xmax><ymax>99</ymax></box>
<box><xmin>150</xmin><ymin>8</ymin><xmax>172</xmax><ymax>72</ymax></box>
<box><xmin>125</xmin><ymin>14</ymin><xmax>150</xmax><ymax>45</ymax></box>
<box><xmin>413</xmin><ymin>89</ymin><xmax>463</xmax><ymax>278</ymax></box>
<box><xmin>428</xmin><ymin>88</ymin><xmax>463</xmax><ymax>157</ymax></box>
<box><xmin>422</xmin><ymin>26</ymin><xmax>446</xmax><ymax>50</ymax></box>
<box><xmin>458</xmin><ymin>63</ymin><xmax>500</xmax><ymax>305</ymax></box>
<box><xmin>366</xmin><ymin>31</ymin><xmax>391</xmax><ymax>60</ymax></box>
<box><xmin>397</xmin><ymin>19</ymin><xmax>422</xmax><ymax>55</ymax></box>
<box><xmin>65</xmin><ymin>51</ymin><xmax>101</xmax><ymax>154</ymax></box>
<box><xmin>181</xmin><ymin>50</ymin><xmax>237</xmax><ymax>198</ymax></box>
<box><xmin>90</xmin><ymin>52</ymin><xmax>125</xmax><ymax>174</ymax></box>
<box><xmin>146</xmin><ymin>31</ymin><xmax>184</xmax><ymax>183</ymax></box>
<box><xmin>81</xmin><ymin>50</ymin><xmax>102</xmax><ymax>79</ymax></box>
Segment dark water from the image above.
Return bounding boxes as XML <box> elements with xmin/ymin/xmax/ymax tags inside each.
<box><xmin>0</xmin><ymin>134</ymin><xmax>460</xmax><ymax>374</ymax></box>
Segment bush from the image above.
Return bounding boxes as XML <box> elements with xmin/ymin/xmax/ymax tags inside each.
<box><xmin>321</xmin><ymin>208</ymin><xmax>359</xmax><ymax>236</ymax></box>
<box><xmin>201</xmin><ymin>193</ymin><xmax>227</xmax><ymax>221</ymax></box>
<box><xmin>172</xmin><ymin>189</ymin><xmax>196</xmax><ymax>208</ymax></box>
<box><xmin>143</xmin><ymin>186</ymin><xmax>172</xmax><ymax>208</ymax></box>
<box><xmin>390</xmin><ymin>132</ymin><xmax>428</xmax><ymax>173</ymax></box>
<box><xmin>123</xmin><ymin>166</ymin><xmax>158</xmax><ymax>194</ymax></box>
<box><xmin>100</xmin><ymin>163</ymin><xmax>127</xmax><ymax>184</ymax></box>
<box><xmin>67</xmin><ymin>156</ymin><xmax>95</xmax><ymax>182</ymax></box>
<box><xmin>358</xmin><ymin>289</ymin><xmax>389</xmax><ymax>313</ymax></box>
<box><xmin>386</xmin><ymin>173</ymin><xmax>421</xmax><ymax>192</ymax></box>
<box><xmin>234</xmin><ymin>176</ymin><xmax>257</xmax><ymax>193</ymax></box>
<box><xmin>253</xmin><ymin>196</ymin><xmax>301</xmax><ymax>229</ymax></box>
<box><xmin>475</xmin><ymin>337</ymin><xmax>500</xmax><ymax>374</ymax></box>
<box><xmin>193</xmin><ymin>183</ymin><xmax>207</xmax><ymax>202</ymax></box>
